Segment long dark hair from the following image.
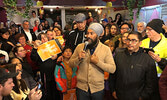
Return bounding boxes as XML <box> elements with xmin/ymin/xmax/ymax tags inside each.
<box><xmin>104</xmin><ymin>24</ymin><xmax>112</xmax><ymax>37</ymax></box>
<box><xmin>114</xmin><ymin>13</ymin><xmax>123</xmax><ymax>26</ymax></box>
<box><xmin>53</xmin><ymin>26</ymin><xmax>63</xmax><ymax>35</ymax></box>
<box><xmin>5</xmin><ymin>64</ymin><xmax>28</xmax><ymax>94</ymax></box>
<box><xmin>38</xmin><ymin>23</ymin><xmax>44</xmax><ymax>32</ymax></box>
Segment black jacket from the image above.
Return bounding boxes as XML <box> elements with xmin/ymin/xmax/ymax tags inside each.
<box><xmin>0</xmin><ymin>37</ymin><xmax>13</xmax><ymax>54</ymax></box>
<box><xmin>30</xmin><ymin>48</ymin><xmax>56</xmax><ymax>81</ymax></box>
<box><xmin>109</xmin><ymin>48</ymin><xmax>159</xmax><ymax>100</ymax></box>
<box><xmin>65</xmin><ymin>27</ymin><xmax>88</xmax><ymax>51</ymax></box>
<box><xmin>21</xmin><ymin>29</ymin><xmax>37</xmax><ymax>41</ymax></box>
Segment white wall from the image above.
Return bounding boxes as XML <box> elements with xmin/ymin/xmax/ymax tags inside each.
<box><xmin>100</xmin><ymin>8</ymin><xmax>129</xmax><ymax>22</ymax></box>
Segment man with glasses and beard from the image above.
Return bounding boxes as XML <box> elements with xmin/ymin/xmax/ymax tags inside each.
<box><xmin>110</xmin><ymin>31</ymin><xmax>159</xmax><ymax>100</ymax></box>
<box><xmin>69</xmin><ymin>23</ymin><xmax>116</xmax><ymax>100</ymax></box>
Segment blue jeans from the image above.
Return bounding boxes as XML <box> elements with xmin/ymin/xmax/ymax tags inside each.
<box><xmin>76</xmin><ymin>88</ymin><xmax>104</xmax><ymax>100</ymax></box>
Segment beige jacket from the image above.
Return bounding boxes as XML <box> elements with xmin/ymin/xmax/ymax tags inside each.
<box><xmin>69</xmin><ymin>41</ymin><xmax>116</xmax><ymax>93</ymax></box>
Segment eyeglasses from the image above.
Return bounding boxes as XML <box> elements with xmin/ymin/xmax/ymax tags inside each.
<box><xmin>126</xmin><ymin>39</ymin><xmax>139</xmax><ymax>44</ymax></box>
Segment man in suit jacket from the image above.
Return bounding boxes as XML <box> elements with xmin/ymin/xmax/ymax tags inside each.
<box><xmin>21</xmin><ymin>20</ymin><xmax>37</xmax><ymax>43</ymax></box>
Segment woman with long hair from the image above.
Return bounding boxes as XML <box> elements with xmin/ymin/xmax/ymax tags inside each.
<box><xmin>5</xmin><ymin>64</ymin><xmax>29</xmax><ymax>100</ymax></box>
<box><xmin>13</xmin><ymin>46</ymin><xmax>33</xmax><ymax>77</ymax></box>
<box><xmin>113</xmin><ymin>13</ymin><xmax>123</xmax><ymax>27</ymax></box>
<box><xmin>104</xmin><ymin>24</ymin><xmax>120</xmax><ymax>53</ymax></box>
<box><xmin>5</xmin><ymin>64</ymin><xmax>42</xmax><ymax>100</ymax></box>
<box><xmin>100</xmin><ymin>24</ymin><xmax>112</xmax><ymax>43</ymax></box>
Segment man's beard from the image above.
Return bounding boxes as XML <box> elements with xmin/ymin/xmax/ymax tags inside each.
<box><xmin>138</xmin><ymin>30</ymin><xmax>143</xmax><ymax>33</ymax></box>
<box><xmin>87</xmin><ymin>37</ymin><xmax>98</xmax><ymax>49</ymax></box>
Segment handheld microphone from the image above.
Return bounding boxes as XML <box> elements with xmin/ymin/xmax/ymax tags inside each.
<box><xmin>80</xmin><ymin>41</ymin><xmax>89</xmax><ymax>61</ymax></box>
<box><xmin>83</xmin><ymin>41</ymin><xmax>89</xmax><ymax>51</ymax></box>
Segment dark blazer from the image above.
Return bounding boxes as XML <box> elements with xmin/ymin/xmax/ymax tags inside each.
<box><xmin>21</xmin><ymin>29</ymin><xmax>37</xmax><ymax>41</ymax></box>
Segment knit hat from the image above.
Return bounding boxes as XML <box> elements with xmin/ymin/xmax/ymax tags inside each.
<box><xmin>88</xmin><ymin>23</ymin><xmax>104</xmax><ymax>36</ymax></box>
<box><xmin>147</xmin><ymin>19</ymin><xmax>164</xmax><ymax>34</ymax></box>
<box><xmin>75</xmin><ymin>13</ymin><xmax>86</xmax><ymax>22</ymax></box>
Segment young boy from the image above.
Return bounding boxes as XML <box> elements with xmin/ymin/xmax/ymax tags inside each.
<box><xmin>54</xmin><ymin>47</ymin><xmax>78</xmax><ymax>98</ymax></box>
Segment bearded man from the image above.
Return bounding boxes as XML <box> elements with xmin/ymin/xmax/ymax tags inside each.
<box><xmin>69</xmin><ymin>23</ymin><xmax>116</xmax><ymax>100</ymax></box>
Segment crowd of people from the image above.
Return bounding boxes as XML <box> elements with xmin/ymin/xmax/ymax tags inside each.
<box><xmin>0</xmin><ymin>10</ymin><xmax>167</xmax><ymax>100</ymax></box>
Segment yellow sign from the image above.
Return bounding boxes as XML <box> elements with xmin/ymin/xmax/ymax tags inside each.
<box><xmin>55</xmin><ymin>36</ymin><xmax>64</xmax><ymax>45</ymax></box>
<box><xmin>63</xmin><ymin>89</ymin><xmax>76</xmax><ymax>100</ymax></box>
<box><xmin>37</xmin><ymin>40</ymin><xmax>61</xmax><ymax>61</ymax></box>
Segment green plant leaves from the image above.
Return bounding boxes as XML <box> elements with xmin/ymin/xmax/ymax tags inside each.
<box><xmin>3</xmin><ymin>0</ymin><xmax>33</xmax><ymax>20</ymax></box>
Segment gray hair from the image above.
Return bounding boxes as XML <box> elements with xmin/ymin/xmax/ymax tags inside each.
<box><xmin>138</xmin><ymin>22</ymin><xmax>146</xmax><ymax>28</ymax></box>
<box><xmin>22</xmin><ymin>20</ymin><xmax>29</xmax><ymax>24</ymax></box>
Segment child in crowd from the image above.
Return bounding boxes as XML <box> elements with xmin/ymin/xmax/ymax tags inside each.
<box><xmin>54</xmin><ymin>46</ymin><xmax>78</xmax><ymax>99</ymax></box>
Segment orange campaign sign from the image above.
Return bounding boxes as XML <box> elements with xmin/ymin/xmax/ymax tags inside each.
<box><xmin>55</xmin><ymin>36</ymin><xmax>64</xmax><ymax>45</ymax></box>
<box><xmin>63</xmin><ymin>89</ymin><xmax>77</xmax><ymax>100</ymax></box>
<box><xmin>37</xmin><ymin>40</ymin><xmax>61</xmax><ymax>61</ymax></box>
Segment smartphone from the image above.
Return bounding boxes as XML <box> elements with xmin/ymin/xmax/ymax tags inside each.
<box><xmin>36</xmin><ymin>83</ymin><xmax>41</xmax><ymax>91</ymax></box>
<box><xmin>144</xmin><ymin>48</ymin><xmax>154</xmax><ymax>53</ymax></box>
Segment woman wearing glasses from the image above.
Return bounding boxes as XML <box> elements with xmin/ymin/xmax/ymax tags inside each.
<box><xmin>13</xmin><ymin>46</ymin><xmax>33</xmax><ymax>77</ymax></box>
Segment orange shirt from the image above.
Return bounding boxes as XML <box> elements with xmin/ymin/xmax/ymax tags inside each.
<box><xmin>64</xmin><ymin>61</ymin><xmax>73</xmax><ymax>89</ymax></box>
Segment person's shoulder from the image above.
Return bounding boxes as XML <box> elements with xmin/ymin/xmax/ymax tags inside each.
<box><xmin>68</xmin><ymin>30</ymin><xmax>76</xmax><ymax>35</ymax></box>
<box><xmin>139</xmin><ymin>49</ymin><xmax>154</xmax><ymax>61</ymax></box>
<box><xmin>99</xmin><ymin>42</ymin><xmax>110</xmax><ymax>49</ymax></box>
<box><xmin>142</xmin><ymin>37</ymin><xmax>150</xmax><ymax>42</ymax></box>
<box><xmin>115</xmin><ymin>48</ymin><xmax>126</xmax><ymax>54</ymax></box>
<box><xmin>77</xmin><ymin>43</ymin><xmax>85</xmax><ymax>48</ymax></box>
<box><xmin>140</xmin><ymin>38</ymin><xmax>150</xmax><ymax>47</ymax></box>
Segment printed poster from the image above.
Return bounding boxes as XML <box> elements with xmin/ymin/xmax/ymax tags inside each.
<box><xmin>55</xmin><ymin>36</ymin><xmax>64</xmax><ymax>45</ymax></box>
<box><xmin>63</xmin><ymin>89</ymin><xmax>76</xmax><ymax>100</ymax></box>
<box><xmin>37</xmin><ymin>40</ymin><xmax>61</xmax><ymax>61</ymax></box>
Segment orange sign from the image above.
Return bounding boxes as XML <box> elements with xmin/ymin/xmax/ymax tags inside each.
<box><xmin>63</xmin><ymin>89</ymin><xmax>77</xmax><ymax>100</ymax></box>
<box><xmin>55</xmin><ymin>36</ymin><xmax>64</xmax><ymax>45</ymax></box>
<box><xmin>37</xmin><ymin>40</ymin><xmax>61</xmax><ymax>61</ymax></box>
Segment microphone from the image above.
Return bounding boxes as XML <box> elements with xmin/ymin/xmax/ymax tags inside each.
<box><xmin>83</xmin><ymin>41</ymin><xmax>89</xmax><ymax>51</ymax></box>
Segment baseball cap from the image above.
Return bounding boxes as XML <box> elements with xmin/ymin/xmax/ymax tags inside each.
<box><xmin>75</xmin><ymin>13</ymin><xmax>86</xmax><ymax>22</ymax></box>
<box><xmin>102</xmin><ymin>18</ymin><xmax>108</xmax><ymax>23</ymax></box>
<box><xmin>0</xmin><ymin>67</ymin><xmax>18</xmax><ymax>83</ymax></box>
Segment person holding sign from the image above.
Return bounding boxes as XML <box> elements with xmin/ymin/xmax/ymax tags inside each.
<box><xmin>30</xmin><ymin>33</ymin><xmax>60</xmax><ymax>100</ymax></box>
